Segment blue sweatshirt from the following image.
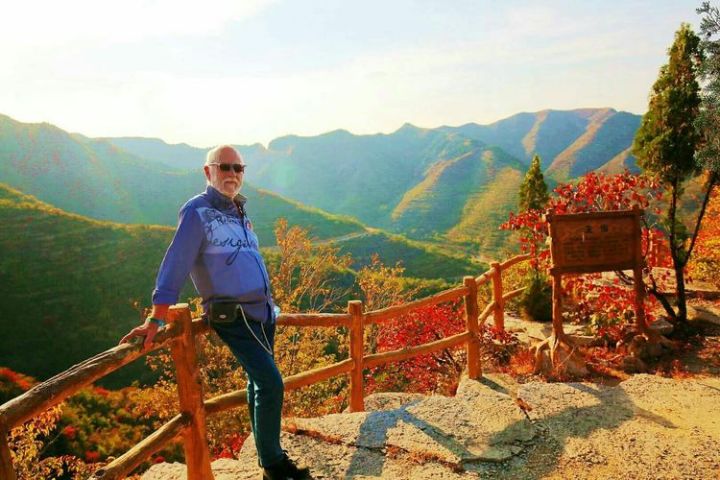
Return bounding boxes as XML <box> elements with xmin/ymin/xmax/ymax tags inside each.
<box><xmin>152</xmin><ymin>185</ymin><xmax>275</xmax><ymax>325</ymax></box>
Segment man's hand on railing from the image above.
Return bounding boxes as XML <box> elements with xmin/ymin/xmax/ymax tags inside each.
<box><xmin>119</xmin><ymin>319</ymin><xmax>161</xmax><ymax>350</ymax></box>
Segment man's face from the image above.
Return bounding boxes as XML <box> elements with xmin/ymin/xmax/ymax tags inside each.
<box><xmin>204</xmin><ymin>147</ymin><xmax>245</xmax><ymax>198</ymax></box>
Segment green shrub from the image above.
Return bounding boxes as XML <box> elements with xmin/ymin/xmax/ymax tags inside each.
<box><xmin>519</xmin><ymin>273</ymin><xmax>552</xmax><ymax>322</ymax></box>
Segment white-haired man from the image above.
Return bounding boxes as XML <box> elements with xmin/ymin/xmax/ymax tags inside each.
<box><xmin>121</xmin><ymin>145</ymin><xmax>309</xmax><ymax>479</ymax></box>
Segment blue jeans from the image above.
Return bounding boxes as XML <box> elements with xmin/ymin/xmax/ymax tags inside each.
<box><xmin>212</xmin><ymin>319</ymin><xmax>285</xmax><ymax>467</ymax></box>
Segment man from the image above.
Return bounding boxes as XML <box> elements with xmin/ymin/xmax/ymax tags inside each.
<box><xmin>120</xmin><ymin>145</ymin><xmax>308</xmax><ymax>480</ymax></box>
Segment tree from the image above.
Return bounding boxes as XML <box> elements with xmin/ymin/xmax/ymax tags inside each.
<box><xmin>632</xmin><ymin>23</ymin><xmax>705</xmax><ymax>324</ymax></box>
<box><xmin>518</xmin><ymin>154</ymin><xmax>550</xmax><ymax>212</ymax></box>
<box><xmin>516</xmin><ymin>154</ymin><xmax>552</xmax><ymax>321</ymax></box>
<box><xmin>693</xmin><ymin>3</ymin><xmax>720</xmax><ymax>287</ymax></box>
<box><xmin>697</xmin><ymin>2</ymin><xmax>720</xmax><ymax>177</ymax></box>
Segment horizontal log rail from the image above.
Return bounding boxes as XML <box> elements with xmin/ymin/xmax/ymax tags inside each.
<box><xmin>0</xmin><ymin>252</ymin><xmax>533</xmax><ymax>480</ymax></box>
<box><xmin>475</xmin><ymin>271</ymin><xmax>492</xmax><ymax>285</ymax></box>
<box><xmin>0</xmin><ymin>324</ymin><xmax>180</xmax><ymax>430</ymax></box>
<box><xmin>364</xmin><ymin>331</ymin><xmax>472</xmax><ymax>369</ymax></box>
<box><xmin>277</xmin><ymin>313</ymin><xmax>352</xmax><ymax>328</ymax></box>
<box><xmin>364</xmin><ymin>285</ymin><xmax>468</xmax><ymax>325</ymax></box>
<box><xmin>89</xmin><ymin>413</ymin><xmax>189</xmax><ymax>480</ymax></box>
<box><xmin>502</xmin><ymin>287</ymin><xmax>526</xmax><ymax>302</ymax></box>
<box><xmin>499</xmin><ymin>253</ymin><xmax>532</xmax><ymax>271</ymax></box>
<box><xmin>204</xmin><ymin>358</ymin><xmax>355</xmax><ymax>416</ymax></box>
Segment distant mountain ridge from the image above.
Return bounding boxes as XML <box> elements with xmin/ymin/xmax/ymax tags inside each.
<box><xmin>0</xmin><ymin>114</ymin><xmax>365</xmax><ymax>244</ymax></box>
<box><xmin>439</xmin><ymin>108</ymin><xmax>641</xmax><ymax>180</ymax></box>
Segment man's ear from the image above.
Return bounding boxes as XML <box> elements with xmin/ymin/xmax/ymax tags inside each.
<box><xmin>203</xmin><ymin>165</ymin><xmax>211</xmax><ymax>181</ymax></box>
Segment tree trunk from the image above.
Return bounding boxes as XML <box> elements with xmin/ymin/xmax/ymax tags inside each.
<box><xmin>647</xmin><ymin>285</ymin><xmax>678</xmax><ymax>321</ymax></box>
<box><xmin>668</xmin><ymin>180</ymin><xmax>685</xmax><ymax>323</ymax></box>
<box><xmin>674</xmin><ymin>262</ymin><xmax>688</xmax><ymax>323</ymax></box>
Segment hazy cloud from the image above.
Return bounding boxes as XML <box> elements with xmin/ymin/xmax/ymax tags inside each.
<box><xmin>0</xmin><ymin>0</ymin><xmax>274</xmax><ymax>46</ymax></box>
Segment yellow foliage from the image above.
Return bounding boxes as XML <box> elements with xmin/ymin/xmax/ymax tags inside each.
<box><xmin>8</xmin><ymin>405</ymin><xmax>90</xmax><ymax>480</ymax></box>
<box><xmin>690</xmin><ymin>188</ymin><xmax>720</xmax><ymax>288</ymax></box>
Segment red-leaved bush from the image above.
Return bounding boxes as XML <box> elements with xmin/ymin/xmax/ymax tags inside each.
<box><xmin>365</xmin><ymin>302</ymin><xmax>466</xmax><ymax>395</ymax></box>
<box><xmin>501</xmin><ymin>171</ymin><xmax>667</xmax><ymax>333</ymax></box>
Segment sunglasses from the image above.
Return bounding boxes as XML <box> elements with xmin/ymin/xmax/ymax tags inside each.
<box><xmin>209</xmin><ymin>163</ymin><xmax>246</xmax><ymax>173</ymax></box>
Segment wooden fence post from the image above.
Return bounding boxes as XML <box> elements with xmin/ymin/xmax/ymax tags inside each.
<box><xmin>463</xmin><ymin>276</ymin><xmax>481</xmax><ymax>379</ymax></box>
<box><xmin>168</xmin><ymin>304</ymin><xmax>214</xmax><ymax>480</ymax></box>
<box><xmin>490</xmin><ymin>262</ymin><xmax>505</xmax><ymax>331</ymax></box>
<box><xmin>348</xmin><ymin>300</ymin><xmax>365</xmax><ymax>412</ymax></box>
<box><xmin>0</xmin><ymin>426</ymin><xmax>16</xmax><ymax>480</ymax></box>
<box><xmin>633</xmin><ymin>208</ymin><xmax>648</xmax><ymax>333</ymax></box>
<box><xmin>551</xmin><ymin>273</ymin><xmax>565</xmax><ymax>337</ymax></box>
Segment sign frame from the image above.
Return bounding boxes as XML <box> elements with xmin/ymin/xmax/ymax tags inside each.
<box><xmin>546</xmin><ymin>209</ymin><xmax>644</xmax><ymax>275</ymax></box>
<box><xmin>544</xmin><ymin>208</ymin><xmax>648</xmax><ymax>336</ymax></box>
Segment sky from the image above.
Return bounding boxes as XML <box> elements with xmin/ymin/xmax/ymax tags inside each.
<box><xmin>0</xmin><ymin>0</ymin><xmax>705</xmax><ymax>147</ymax></box>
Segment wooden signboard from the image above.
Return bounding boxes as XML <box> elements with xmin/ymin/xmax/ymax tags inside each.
<box><xmin>545</xmin><ymin>208</ymin><xmax>647</xmax><ymax>337</ymax></box>
<box><xmin>547</xmin><ymin>209</ymin><xmax>643</xmax><ymax>275</ymax></box>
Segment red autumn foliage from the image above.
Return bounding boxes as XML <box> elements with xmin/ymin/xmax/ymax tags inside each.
<box><xmin>365</xmin><ymin>302</ymin><xmax>466</xmax><ymax>395</ymax></box>
<box><xmin>212</xmin><ymin>432</ymin><xmax>247</xmax><ymax>460</ymax></box>
<box><xmin>0</xmin><ymin>367</ymin><xmax>34</xmax><ymax>391</ymax></box>
<box><xmin>690</xmin><ymin>188</ymin><xmax>720</xmax><ymax>287</ymax></box>
<box><xmin>93</xmin><ymin>386</ymin><xmax>110</xmax><ymax>398</ymax></box>
<box><xmin>62</xmin><ymin>425</ymin><xmax>78</xmax><ymax>440</ymax></box>
<box><xmin>84</xmin><ymin>450</ymin><xmax>100</xmax><ymax>463</ymax></box>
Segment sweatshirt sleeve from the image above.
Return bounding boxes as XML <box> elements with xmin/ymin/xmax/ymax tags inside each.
<box><xmin>152</xmin><ymin>202</ymin><xmax>205</xmax><ymax>305</ymax></box>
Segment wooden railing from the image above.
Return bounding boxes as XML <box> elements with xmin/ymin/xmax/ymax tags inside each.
<box><xmin>0</xmin><ymin>253</ymin><xmax>531</xmax><ymax>480</ymax></box>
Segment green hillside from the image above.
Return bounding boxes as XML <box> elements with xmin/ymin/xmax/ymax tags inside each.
<box><xmin>545</xmin><ymin>109</ymin><xmax>641</xmax><ymax>182</ymax></box>
<box><xmin>99</xmin><ymin>136</ymin><xmax>207</xmax><ymax>170</ymax></box>
<box><xmin>440</xmin><ymin>113</ymin><xmax>538</xmax><ymax>162</ymax></box>
<box><xmin>253</xmin><ymin>125</ymin><xmax>449</xmax><ymax>227</ymax></box>
<box><xmin>446</xmin><ymin>164</ymin><xmax>525</xmax><ymax>253</ymax></box>
<box><xmin>0</xmin><ymin>114</ymin><xmax>201</xmax><ymax>225</ymax></box>
<box><xmin>0</xmin><ymin>183</ymin><xmax>178</xmax><ymax>385</ymax></box>
<box><xmin>331</xmin><ymin>230</ymin><xmax>482</xmax><ymax>281</ymax></box>
<box><xmin>245</xmin><ymin>126</ymin><xmax>530</xmax><ymax>257</ymax></box>
<box><xmin>1</xmin><ymin>183</ymin><xmax>481</xmax><ymax>383</ymax></box>
<box><xmin>390</xmin><ymin>145</ymin><xmax>525</xmax><ymax>243</ymax></box>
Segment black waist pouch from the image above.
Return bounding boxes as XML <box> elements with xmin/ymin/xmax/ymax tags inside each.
<box><xmin>206</xmin><ymin>297</ymin><xmax>240</xmax><ymax>325</ymax></box>
<box><xmin>206</xmin><ymin>297</ymin><xmax>266</xmax><ymax>325</ymax></box>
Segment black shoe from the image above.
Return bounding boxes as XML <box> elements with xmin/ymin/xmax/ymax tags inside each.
<box><xmin>262</xmin><ymin>453</ymin><xmax>310</xmax><ymax>480</ymax></box>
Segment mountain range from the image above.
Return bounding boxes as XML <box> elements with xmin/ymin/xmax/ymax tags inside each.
<box><xmin>102</xmin><ymin>107</ymin><xmax>642</xmax><ymax>253</ymax></box>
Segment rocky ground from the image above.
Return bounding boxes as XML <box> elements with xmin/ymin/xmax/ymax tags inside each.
<box><xmin>142</xmin><ymin>303</ymin><xmax>720</xmax><ymax>480</ymax></box>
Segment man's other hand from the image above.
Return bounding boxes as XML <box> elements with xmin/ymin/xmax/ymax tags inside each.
<box><xmin>119</xmin><ymin>320</ymin><xmax>160</xmax><ymax>350</ymax></box>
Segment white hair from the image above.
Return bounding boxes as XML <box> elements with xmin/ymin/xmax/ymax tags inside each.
<box><xmin>205</xmin><ymin>144</ymin><xmax>240</xmax><ymax>166</ymax></box>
